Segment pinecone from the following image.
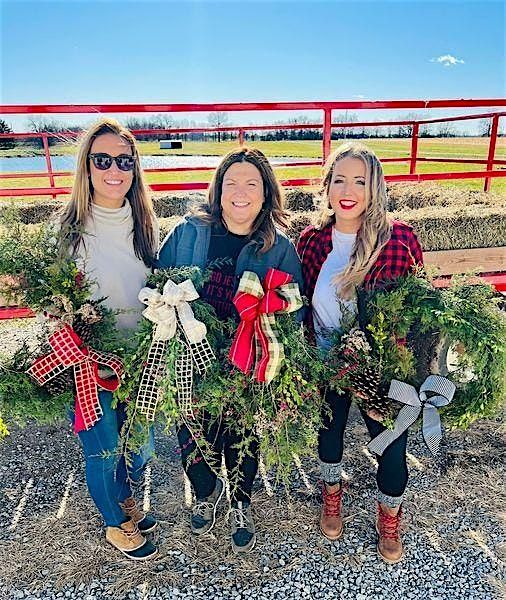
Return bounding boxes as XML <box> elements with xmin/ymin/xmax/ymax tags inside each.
<box><xmin>72</xmin><ymin>314</ymin><xmax>95</xmax><ymax>345</ymax></box>
<box><xmin>348</xmin><ymin>364</ymin><xmax>393</xmax><ymax>422</ymax></box>
<box><xmin>43</xmin><ymin>369</ymin><xmax>75</xmax><ymax>396</ymax></box>
<box><xmin>347</xmin><ymin>361</ymin><xmax>381</xmax><ymax>400</ymax></box>
<box><xmin>363</xmin><ymin>384</ymin><xmax>394</xmax><ymax>422</ymax></box>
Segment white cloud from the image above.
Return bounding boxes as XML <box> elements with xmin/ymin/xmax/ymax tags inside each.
<box><xmin>353</xmin><ymin>94</ymin><xmax>366</xmax><ymax>99</ymax></box>
<box><xmin>431</xmin><ymin>54</ymin><xmax>465</xmax><ymax>67</ymax></box>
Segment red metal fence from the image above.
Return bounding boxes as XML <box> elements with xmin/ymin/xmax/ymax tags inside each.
<box><xmin>1</xmin><ymin>99</ymin><xmax>505</xmax><ymax>198</ymax></box>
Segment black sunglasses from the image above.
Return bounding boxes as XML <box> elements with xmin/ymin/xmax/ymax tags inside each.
<box><xmin>88</xmin><ymin>153</ymin><xmax>136</xmax><ymax>172</ymax></box>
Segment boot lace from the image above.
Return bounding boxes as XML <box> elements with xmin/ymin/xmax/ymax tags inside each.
<box><xmin>378</xmin><ymin>506</ymin><xmax>402</xmax><ymax>540</ymax></box>
<box><xmin>230</xmin><ymin>504</ymin><xmax>251</xmax><ymax>530</ymax></box>
<box><xmin>121</xmin><ymin>521</ymin><xmax>142</xmax><ymax>539</ymax></box>
<box><xmin>122</xmin><ymin>499</ymin><xmax>145</xmax><ymax>521</ymax></box>
<box><xmin>321</xmin><ymin>483</ymin><xmax>344</xmax><ymax>517</ymax></box>
<box><xmin>193</xmin><ymin>500</ymin><xmax>214</xmax><ymax>519</ymax></box>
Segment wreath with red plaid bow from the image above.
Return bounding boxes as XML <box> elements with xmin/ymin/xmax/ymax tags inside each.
<box><xmin>0</xmin><ymin>214</ymin><xmax>121</xmax><ymax>437</ymax></box>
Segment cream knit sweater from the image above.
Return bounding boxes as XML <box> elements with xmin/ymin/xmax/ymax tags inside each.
<box><xmin>76</xmin><ymin>201</ymin><xmax>158</xmax><ymax>331</ymax></box>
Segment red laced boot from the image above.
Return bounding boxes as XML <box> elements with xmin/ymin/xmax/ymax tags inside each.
<box><xmin>376</xmin><ymin>502</ymin><xmax>404</xmax><ymax>564</ymax></box>
<box><xmin>319</xmin><ymin>482</ymin><xmax>344</xmax><ymax>541</ymax></box>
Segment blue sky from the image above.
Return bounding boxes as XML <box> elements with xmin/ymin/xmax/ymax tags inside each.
<box><xmin>1</xmin><ymin>0</ymin><xmax>504</xmax><ymax>131</ymax></box>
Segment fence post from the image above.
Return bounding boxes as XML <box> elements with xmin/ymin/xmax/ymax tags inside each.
<box><xmin>238</xmin><ymin>129</ymin><xmax>245</xmax><ymax>146</ymax></box>
<box><xmin>484</xmin><ymin>114</ymin><xmax>500</xmax><ymax>192</ymax></box>
<box><xmin>409</xmin><ymin>122</ymin><xmax>419</xmax><ymax>175</ymax></box>
<box><xmin>42</xmin><ymin>133</ymin><xmax>56</xmax><ymax>199</ymax></box>
<box><xmin>322</xmin><ymin>108</ymin><xmax>332</xmax><ymax>163</ymax></box>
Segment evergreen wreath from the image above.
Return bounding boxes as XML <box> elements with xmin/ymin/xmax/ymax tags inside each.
<box><xmin>0</xmin><ymin>210</ymin><xmax>119</xmax><ymax>437</ymax></box>
<box><xmin>326</xmin><ymin>269</ymin><xmax>505</xmax><ymax>430</ymax></box>
<box><xmin>117</xmin><ymin>265</ymin><xmax>226</xmax><ymax>465</ymax></box>
<box><xmin>196</xmin><ymin>313</ymin><xmax>327</xmax><ymax>488</ymax></box>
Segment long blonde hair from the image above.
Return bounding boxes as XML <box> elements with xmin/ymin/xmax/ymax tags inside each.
<box><xmin>60</xmin><ymin>118</ymin><xmax>157</xmax><ymax>266</ymax></box>
<box><xmin>315</xmin><ymin>142</ymin><xmax>391</xmax><ymax>297</ymax></box>
<box><xmin>192</xmin><ymin>147</ymin><xmax>289</xmax><ymax>253</ymax></box>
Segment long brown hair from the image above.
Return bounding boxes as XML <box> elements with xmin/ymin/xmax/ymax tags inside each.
<box><xmin>60</xmin><ymin>117</ymin><xmax>157</xmax><ymax>266</ymax></box>
<box><xmin>193</xmin><ymin>147</ymin><xmax>288</xmax><ymax>253</ymax></box>
<box><xmin>315</xmin><ymin>142</ymin><xmax>392</xmax><ymax>297</ymax></box>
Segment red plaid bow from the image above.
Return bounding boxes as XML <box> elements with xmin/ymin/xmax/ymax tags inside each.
<box><xmin>27</xmin><ymin>325</ymin><xmax>124</xmax><ymax>432</ymax></box>
<box><xmin>229</xmin><ymin>268</ymin><xmax>302</xmax><ymax>383</ymax></box>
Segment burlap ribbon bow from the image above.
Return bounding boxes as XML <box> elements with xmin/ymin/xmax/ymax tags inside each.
<box><xmin>367</xmin><ymin>375</ymin><xmax>456</xmax><ymax>456</ymax></box>
<box><xmin>229</xmin><ymin>268</ymin><xmax>303</xmax><ymax>384</ymax></box>
<box><xmin>27</xmin><ymin>324</ymin><xmax>124</xmax><ymax>433</ymax></box>
<box><xmin>136</xmin><ymin>278</ymin><xmax>214</xmax><ymax>420</ymax></box>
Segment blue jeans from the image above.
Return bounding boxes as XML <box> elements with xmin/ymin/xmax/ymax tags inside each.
<box><xmin>72</xmin><ymin>391</ymin><xmax>155</xmax><ymax>527</ymax></box>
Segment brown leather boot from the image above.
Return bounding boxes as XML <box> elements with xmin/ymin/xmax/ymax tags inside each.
<box><xmin>376</xmin><ymin>502</ymin><xmax>404</xmax><ymax>564</ymax></box>
<box><xmin>120</xmin><ymin>497</ymin><xmax>157</xmax><ymax>533</ymax></box>
<box><xmin>106</xmin><ymin>519</ymin><xmax>146</xmax><ymax>553</ymax></box>
<box><xmin>319</xmin><ymin>482</ymin><xmax>344</xmax><ymax>541</ymax></box>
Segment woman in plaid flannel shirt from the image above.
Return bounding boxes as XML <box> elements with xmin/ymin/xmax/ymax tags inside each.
<box><xmin>297</xmin><ymin>142</ymin><xmax>423</xmax><ymax>564</ymax></box>
<box><xmin>59</xmin><ymin>119</ymin><xmax>159</xmax><ymax>560</ymax></box>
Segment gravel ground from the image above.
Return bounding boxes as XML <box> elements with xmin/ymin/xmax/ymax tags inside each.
<box><xmin>0</xmin><ymin>319</ymin><xmax>504</xmax><ymax>600</ymax></box>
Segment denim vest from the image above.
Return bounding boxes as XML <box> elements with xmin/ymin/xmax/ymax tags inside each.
<box><xmin>156</xmin><ymin>216</ymin><xmax>305</xmax><ymax>300</ymax></box>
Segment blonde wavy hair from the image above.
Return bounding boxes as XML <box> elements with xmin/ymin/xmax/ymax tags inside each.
<box><xmin>60</xmin><ymin>117</ymin><xmax>157</xmax><ymax>266</ymax></box>
<box><xmin>315</xmin><ymin>142</ymin><xmax>392</xmax><ymax>298</ymax></box>
<box><xmin>192</xmin><ymin>147</ymin><xmax>289</xmax><ymax>253</ymax></box>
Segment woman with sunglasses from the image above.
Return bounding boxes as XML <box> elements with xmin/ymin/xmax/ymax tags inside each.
<box><xmin>157</xmin><ymin>147</ymin><xmax>303</xmax><ymax>554</ymax></box>
<box><xmin>59</xmin><ymin>118</ymin><xmax>159</xmax><ymax>560</ymax></box>
<box><xmin>297</xmin><ymin>142</ymin><xmax>423</xmax><ymax>564</ymax></box>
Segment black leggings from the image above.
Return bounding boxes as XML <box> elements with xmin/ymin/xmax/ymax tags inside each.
<box><xmin>319</xmin><ymin>389</ymin><xmax>408</xmax><ymax>498</ymax></box>
<box><xmin>177</xmin><ymin>411</ymin><xmax>259</xmax><ymax>503</ymax></box>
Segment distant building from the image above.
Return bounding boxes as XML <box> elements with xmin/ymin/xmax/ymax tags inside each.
<box><xmin>160</xmin><ymin>140</ymin><xmax>183</xmax><ymax>149</ymax></box>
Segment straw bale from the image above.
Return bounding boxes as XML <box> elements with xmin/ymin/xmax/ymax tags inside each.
<box><xmin>394</xmin><ymin>204</ymin><xmax>506</xmax><ymax>251</ymax></box>
<box><xmin>159</xmin><ymin>216</ymin><xmax>185</xmax><ymax>238</ymax></box>
<box><xmin>152</xmin><ymin>193</ymin><xmax>205</xmax><ymax>218</ymax></box>
<box><xmin>285</xmin><ymin>189</ymin><xmax>317</xmax><ymax>212</ymax></box>
<box><xmin>387</xmin><ymin>182</ymin><xmax>506</xmax><ymax>211</ymax></box>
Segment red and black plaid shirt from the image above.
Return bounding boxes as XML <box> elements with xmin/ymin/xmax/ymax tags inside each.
<box><xmin>296</xmin><ymin>220</ymin><xmax>423</xmax><ymax>301</ymax></box>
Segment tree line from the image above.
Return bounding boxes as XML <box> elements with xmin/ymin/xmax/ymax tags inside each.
<box><xmin>0</xmin><ymin>112</ymin><xmax>502</xmax><ymax>150</ymax></box>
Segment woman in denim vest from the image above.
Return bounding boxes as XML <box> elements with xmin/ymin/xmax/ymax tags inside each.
<box><xmin>157</xmin><ymin>147</ymin><xmax>303</xmax><ymax>554</ymax></box>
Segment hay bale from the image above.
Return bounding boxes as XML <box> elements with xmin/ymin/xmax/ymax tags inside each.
<box><xmin>152</xmin><ymin>193</ymin><xmax>205</xmax><ymax>218</ymax></box>
<box><xmin>285</xmin><ymin>189</ymin><xmax>317</xmax><ymax>212</ymax></box>
<box><xmin>3</xmin><ymin>185</ymin><xmax>505</xmax><ymax>255</ymax></box>
<box><xmin>387</xmin><ymin>182</ymin><xmax>506</xmax><ymax>211</ymax></box>
<box><xmin>159</xmin><ymin>216</ymin><xmax>185</xmax><ymax>239</ymax></box>
<box><xmin>393</xmin><ymin>204</ymin><xmax>506</xmax><ymax>251</ymax></box>
<box><xmin>285</xmin><ymin>212</ymin><xmax>314</xmax><ymax>242</ymax></box>
<box><xmin>283</xmin><ymin>204</ymin><xmax>506</xmax><ymax>252</ymax></box>
<box><xmin>0</xmin><ymin>200</ymin><xmax>63</xmax><ymax>224</ymax></box>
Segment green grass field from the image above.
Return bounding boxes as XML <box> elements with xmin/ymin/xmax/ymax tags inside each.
<box><xmin>1</xmin><ymin>138</ymin><xmax>505</xmax><ymax>197</ymax></box>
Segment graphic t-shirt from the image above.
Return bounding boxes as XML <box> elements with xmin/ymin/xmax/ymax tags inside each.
<box><xmin>200</xmin><ymin>223</ymin><xmax>250</xmax><ymax>319</ymax></box>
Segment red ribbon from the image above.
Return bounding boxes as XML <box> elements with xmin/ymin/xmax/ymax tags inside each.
<box><xmin>27</xmin><ymin>325</ymin><xmax>124</xmax><ymax>433</ymax></box>
<box><xmin>229</xmin><ymin>268</ymin><xmax>294</xmax><ymax>382</ymax></box>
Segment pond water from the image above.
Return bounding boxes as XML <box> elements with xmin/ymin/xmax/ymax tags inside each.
<box><xmin>0</xmin><ymin>155</ymin><xmax>311</xmax><ymax>173</ymax></box>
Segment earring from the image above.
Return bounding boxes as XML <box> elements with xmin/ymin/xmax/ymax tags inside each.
<box><xmin>327</xmin><ymin>205</ymin><xmax>335</xmax><ymax>215</ymax></box>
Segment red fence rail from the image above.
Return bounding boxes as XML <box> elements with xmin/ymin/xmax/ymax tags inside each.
<box><xmin>1</xmin><ymin>99</ymin><xmax>505</xmax><ymax>198</ymax></box>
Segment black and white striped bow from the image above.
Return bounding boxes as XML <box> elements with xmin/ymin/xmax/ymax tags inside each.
<box><xmin>368</xmin><ymin>375</ymin><xmax>456</xmax><ymax>456</ymax></box>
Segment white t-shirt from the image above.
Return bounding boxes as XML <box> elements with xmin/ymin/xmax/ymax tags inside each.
<box><xmin>312</xmin><ymin>228</ymin><xmax>357</xmax><ymax>350</ymax></box>
<box><xmin>76</xmin><ymin>202</ymin><xmax>156</xmax><ymax>331</ymax></box>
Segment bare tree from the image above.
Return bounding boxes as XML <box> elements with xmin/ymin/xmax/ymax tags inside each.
<box><xmin>436</xmin><ymin>121</ymin><xmax>456</xmax><ymax>138</ymax></box>
<box><xmin>207</xmin><ymin>112</ymin><xmax>229</xmax><ymax>142</ymax></box>
<box><xmin>479</xmin><ymin>118</ymin><xmax>493</xmax><ymax>137</ymax></box>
